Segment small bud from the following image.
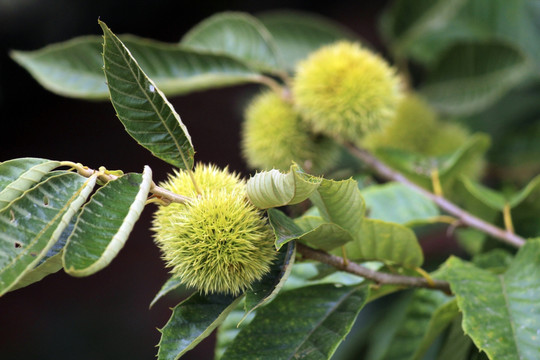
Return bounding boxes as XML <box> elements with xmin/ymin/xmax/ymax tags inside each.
<box><xmin>293</xmin><ymin>41</ymin><xmax>401</xmax><ymax>143</ymax></box>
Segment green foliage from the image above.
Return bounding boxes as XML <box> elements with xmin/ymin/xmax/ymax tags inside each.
<box><xmin>360</xmin><ymin>182</ymin><xmax>439</xmax><ymax>226</ymax></box>
<box><xmin>371</xmin><ymin>290</ymin><xmax>458</xmax><ymax>360</ymax></box>
<box><xmin>181</xmin><ymin>12</ymin><xmax>282</xmax><ymax>73</ymax></box>
<box><xmin>221</xmin><ymin>284</ymin><xmax>369</xmax><ymax>360</ymax></box>
<box><xmin>420</xmin><ymin>41</ymin><xmax>530</xmax><ymax>116</ymax></box>
<box><xmin>0</xmin><ymin>158</ymin><xmax>62</xmax><ymax>210</ymax></box>
<box><xmin>10</xmin><ymin>35</ymin><xmax>262</xmax><ymax>100</ymax></box>
<box><xmin>6</xmin><ymin>4</ymin><xmax>540</xmax><ymax>360</ymax></box>
<box><xmin>100</xmin><ymin>21</ymin><xmax>195</xmax><ymax>170</ymax></box>
<box><xmin>442</xmin><ymin>239</ymin><xmax>540</xmax><ymax>360</ymax></box>
<box><xmin>63</xmin><ymin>168</ymin><xmax>152</xmax><ymax>276</ymax></box>
<box><xmin>158</xmin><ymin>292</ymin><xmax>242</xmax><ymax>360</ymax></box>
<box><xmin>0</xmin><ymin>171</ymin><xmax>95</xmax><ymax>295</ymax></box>
<box><xmin>338</xmin><ymin>218</ymin><xmax>424</xmax><ymax>267</ymax></box>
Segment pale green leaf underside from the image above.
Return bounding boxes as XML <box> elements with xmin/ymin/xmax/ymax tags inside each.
<box><xmin>100</xmin><ymin>21</ymin><xmax>195</xmax><ymax>170</ymax></box>
<box><xmin>11</xmin><ymin>35</ymin><xmax>262</xmax><ymax>100</ymax></box>
<box><xmin>157</xmin><ymin>293</ymin><xmax>242</xmax><ymax>360</ymax></box>
<box><xmin>421</xmin><ymin>41</ymin><xmax>531</xmax><ymax>116</ymax></box>
<box><xmin>339</xmin><ymin>218</ymin><xmax>424</xmax><ymax>267</ymax></box>
<box><xmin>222</xmin><ymin>284</ymin><xmax>369</xmax><ymax>360</ymax></box>
<box><xmin>63</xmin><ymin>166</ymin><xmax>152</xmax><ymax>276</ymax></box>
<box><xmin>181</xmin><ymin>12</ymin><xmax>282</xmax><ymax>72</ymax></box>
<box><xmin>443</xmin><ymin>239</ymin><xmax>540</xmax><ymax>360</ymax></box>
<box><xmin>0</xmin><ymin>158</ymin><xmax>61</xmax><ymax>211</ymax></box>
<box><xmin>0</xmin><ymin>172</ymin><xmax>96</xmax><ymax>295</ymax></box>
<box><xmin>258</xmin><ymin>10</ymin><xmax>357</xmax><ymax>72</ymax></box>
<box><xmin>361</xmin><ymin>182</ymin><xmax>439</xmax><ymax>226</ymax></box>
<box><xmin>150</xmin><ymin>276</ymin><xmax>184</xmax><ymax>309</ymax></box>
<box><xmin>247</xmin><ymin>165</ymin><xmax>322</xmax><ymax>209</ymax></box>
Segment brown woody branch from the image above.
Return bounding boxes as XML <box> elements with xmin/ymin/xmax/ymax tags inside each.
<box><xmin>296</xmin><ymin>243</ymin><xmax>451</xmax><ymax>293</ymax></box>
<box><xmin>346</xmin><ymin>144</ymin><xmax>526</xmax><ymax>248</ymax></box>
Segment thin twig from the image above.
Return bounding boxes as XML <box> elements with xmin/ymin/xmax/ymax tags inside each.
<box><xmin>345</xmin><ymin>145</ymin><xmax>526</xmax><ymax>248</ymax></box>
<box><xmin>296</xmin><ymin>243</ymin><xmax>451</xmax><ymax>293</ymax></box>
<box><xmin>150</xmin><ymin>182</ymin><xmax>191</xmax><ymax>204</ymax></box>
<box><xmin>61</xmin><ymin>161</ymin><xmax>191</xmax><ymax>205</ymax></box>
<box><xmin>251</xmin><ymin>75</ymin><xmax>294</xmax><ymax>103</ymax></box>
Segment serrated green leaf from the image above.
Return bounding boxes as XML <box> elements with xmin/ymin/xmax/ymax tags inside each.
<box><xmin>310</xmin><ymin>178</ymin><xmax>366</xmax><ymax>238</ymax></box>
<box><xmin>340</xmin><ymin>218</ymin><xmax>424</xmax><ymax>267</ymax></box>
<box><xmin>63</xmin><ymin>166</ymin><xmax>152</xmax><ymax>276</ymax></box>
<box><xmin>241</xmin><ymin>241</ymin><xmax>295</xmax><ymax>323</ymax></box>
<box><xmin>222</xmin><ymin>284</ymin><xmax>369</xmax><ymax>360</ymax></box>
<box><xmin>182</xmin><ymin>12</ymin><xmax>282</xmax><ymax>73</ymax></box>
<box><xmin>150</xmin><ymin>276</ymin><xmax>185</xmax><ymax>309</ymax></box>
<box><xmin>442</xmin><ymin>239</ymin><xmax>540</xmax><ymax>360</ymax></box>
<box><xmin>246</xmin><ymin>165</ymin><xmax>322</xmax><ymax>209</ymax></box>
<box><xmin>421</xmin><ymin>41</ymin><xmax>531</xmax><ymax>116</ymax></box>
<box><xmin>361</xmin><ymin>182</ymin><xmax>439</xmax><ymax>226</ymax></box>
<box><xmin>257</xmin><ymin>10</ymin><xmax>357</xmax><ymax>72</ymax></box>
<box><xmin>0</xmin><ymin>158</ymin><xmax>61</xmax><ymax>211</ymax></box>
<box><xmin>100</xmin><ymin>21</ymin><xmax>194</xmax><ymax>170</ymax></box>
<box><xmin>157</xmin><ymin>292</ymin><xmax>242</xmax><ymax>360</ymax></box>
<box><xmin>267</xmin><ymin>208</ymin><xmax>353</xmax><ymax>251</ymax></box>
<box><xmin>379</xmin><ymin>290</ymin><xmax>458</xmax><ymax>360</ymax></box>
<box><xmin>11</xmin><ymin>35</ymin><xmax>263</xmax><ymax>100</ymax></box>
<box><xmin>0</xmin><ymin>172</ymin><xmax>96</xmax><ymax>295</ymax></box>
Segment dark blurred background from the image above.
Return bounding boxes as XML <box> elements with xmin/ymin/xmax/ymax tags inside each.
<box><xmin>0</xmin><ymin>1</ymin><xmax>388</xmax><ymax>359</ymax></box>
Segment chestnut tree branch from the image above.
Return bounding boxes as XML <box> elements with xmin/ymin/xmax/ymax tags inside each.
<box><xmin>345</xmin><ymin>144</ymin><xmax>526</xmax><ymax>248</ymax></box>
<box><xmin>61</xmin><ymin>161</ymin><xmax>191</xmax><ymax>205</ymax></box>
<box><xmin>296</xmin><ymin>243</ymin><xmax>451</xmax><ymax>293</ymax></box>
